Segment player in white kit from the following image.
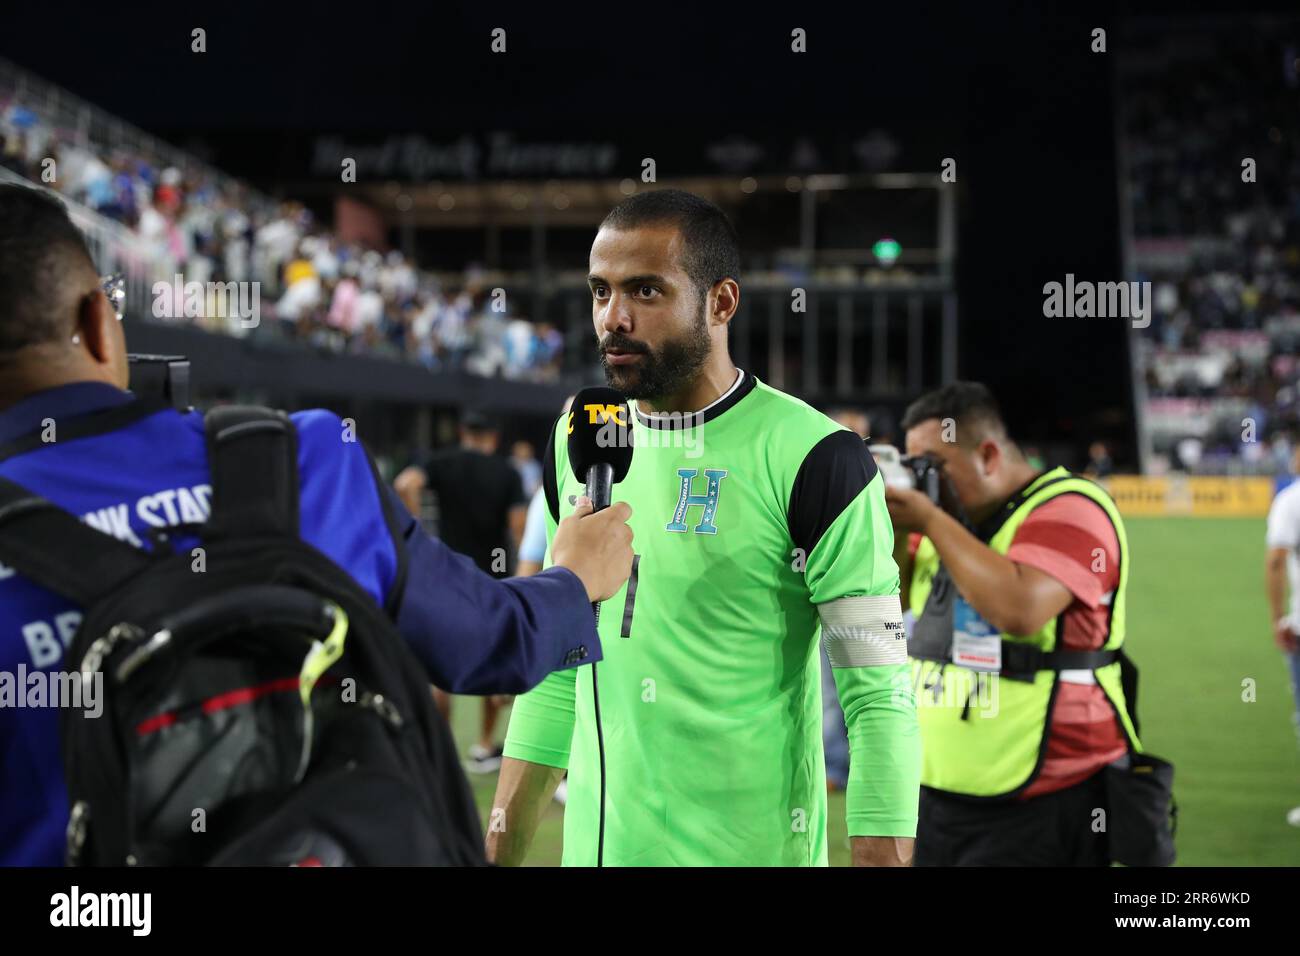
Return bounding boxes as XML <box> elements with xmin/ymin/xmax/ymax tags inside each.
<box><xmin>1264</xmin><ymin>445</ymin><xmax>1300</xmax><ymax>827</ymax></box>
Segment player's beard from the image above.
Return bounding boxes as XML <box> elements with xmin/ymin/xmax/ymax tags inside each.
<box><xmin>598</xmin><ymin>298</ymin><xmax>712</xmax><ymax>401</ymax></box>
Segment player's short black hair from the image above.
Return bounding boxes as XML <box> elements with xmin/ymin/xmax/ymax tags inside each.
<box><xmin>0</xmin><ymin>184</ymin><xmax>97</xmax><ymax>354</ymax></box>
<box><xmin>901</xmin><ymin>381</ymin><xmax>1011</xmax><ymax>447</ymax></box>
<box><xmin>599</xmin><ymin>189</ymin><xmax>740</xmax><ymax>299</ymax></box>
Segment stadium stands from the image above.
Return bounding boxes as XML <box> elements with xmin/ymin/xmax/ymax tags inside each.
<box><xmin>0</xmin><ymin>58</ymin><xmax>563</xmax><ymax>383</ymax></box>
<box><xmin>1122</xmin><ymin>17</ymin><xmax>1300</xmax><ymax>476</ymax></box>
<box><xmin>0</xmin><ymin>57</ymin><xmax>960</xmax><ymax>421</ymax></box>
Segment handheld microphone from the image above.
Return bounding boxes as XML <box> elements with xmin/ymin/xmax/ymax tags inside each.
<box><xmin>564</xmin><ymin>385</ymin><xmax>635</xmax><ymax>869</ymax></box>
<box><xmin>566</xmin><ymin>385</ymin><xmax>635</xmax><ymax>516</ymax></box>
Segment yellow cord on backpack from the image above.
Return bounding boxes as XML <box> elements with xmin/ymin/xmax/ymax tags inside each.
<box><xmin>294</xmin><ymin>602</ymin><xmax>349</xmax><ymax>783</ymax></box>
<box><xmin>300</xmin><ymin>602</ymin><xmax>349</xmax><ymax>708</ymax></box>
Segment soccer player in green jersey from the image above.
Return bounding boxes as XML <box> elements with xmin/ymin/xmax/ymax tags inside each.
<box><xmin>488</xmin><ymin>189</ymin><xmax>920</xmax><ymax>866</ymax></box>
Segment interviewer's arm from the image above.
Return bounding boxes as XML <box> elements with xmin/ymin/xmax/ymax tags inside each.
<box><xmin>385</xmin><ymin>484</ymin><xmax>632</xmax><ymax>693</ymax></box>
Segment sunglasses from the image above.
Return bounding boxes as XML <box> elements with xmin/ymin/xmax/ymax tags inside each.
<box><xmin>101</xmin><ymin>273</ymin><xmax>126</xmax><ymax>322</ymax></box>
<box><xmin>72</xmin><ymin>273</ymin><xmax>126</xmax><ymax>346</ymax></box>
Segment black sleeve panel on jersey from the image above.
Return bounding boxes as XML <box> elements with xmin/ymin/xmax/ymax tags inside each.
<box><xmin>787</xmin><ymin>430</ymin><xmax>879</xmax><ymax>557</ymax></box>
<box><xmin>542</xmin><ymin>419</ymin><xmax>560</xmax><ymax>524</ymax></box>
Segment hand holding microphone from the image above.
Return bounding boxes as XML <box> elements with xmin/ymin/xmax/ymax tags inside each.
<box><xmin>551</xmin><ymin>496</ymin><xmax>634</xmax><ymax>603</ymax></box>
<box><xmin>548</xmin><ymin>385</ymin><xmax>637</xmax><ymax>606</ymax></box>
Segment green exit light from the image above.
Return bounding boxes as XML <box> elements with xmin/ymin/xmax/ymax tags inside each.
<box><xmin>873</xmin><ymin>238</ymin><xmax>901</xmax><ymax>266</ymax></box>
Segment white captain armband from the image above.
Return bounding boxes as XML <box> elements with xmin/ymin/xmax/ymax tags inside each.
<box><xmin>818</xmin><ymin>594</ymin><xmax>908</xmax><ymax>667</ymax></box>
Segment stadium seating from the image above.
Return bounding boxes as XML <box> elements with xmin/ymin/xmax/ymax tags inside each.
<box><xmin>1122</xmin><ymin>20</ymin><xmax>1300</xmax><ymax>475</ymax></box>
<box><xmin>0</xmin><ymin>59</ymin><xmax>563</xmax><ymax>383</ymax></box>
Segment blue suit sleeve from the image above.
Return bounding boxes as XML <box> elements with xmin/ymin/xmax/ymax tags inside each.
<box><xmin>383</xmin><ymin>483</ymin><xmax>601</xmax><ymax>695</ymax></box>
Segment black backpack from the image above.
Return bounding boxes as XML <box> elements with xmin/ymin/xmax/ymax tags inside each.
<box><xmin>0</xmin><ymin>405</ymin><xmax>485</xmax><ymax>866</ymax></box>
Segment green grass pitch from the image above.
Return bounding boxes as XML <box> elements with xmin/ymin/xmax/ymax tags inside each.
<box><xmin>450</xmin><ymin>517</ymin><xmax>1300</xmax><ymax>865</ymax></box>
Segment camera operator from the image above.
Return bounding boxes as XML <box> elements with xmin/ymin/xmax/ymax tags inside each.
<box><xmin>882</xmin><ymin>382</ymin><xmax>1142</xmax><ymax>866</ymax></box>
<box><xmin>0</xmin><ymin>184</ymin><xmax>635</xmax><ymax>865</ymax></box>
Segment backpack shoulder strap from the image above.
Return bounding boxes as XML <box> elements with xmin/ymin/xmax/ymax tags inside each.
<box><xmin>0</xmin><ymin>398</ymin><xmax>169</xmax><ymax>464</ymax></box>
<box><xmin>204</xmin><ymin>406</ymin><xmax>300</xmax><ymax>540</ymax></box>
<box><xmin>0</xmin><ymin>477</ymin><xmax>154</xmax><ymax>605</ymax></box>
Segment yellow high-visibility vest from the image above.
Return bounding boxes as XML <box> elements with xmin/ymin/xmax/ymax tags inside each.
<box><xmin>908</xmin><ymin>468</ymin><xmax>1141</xmax><ymax>797</ymax></box>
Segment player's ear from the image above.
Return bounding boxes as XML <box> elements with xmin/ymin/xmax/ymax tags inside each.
<box><xmin>709</xmin><ymin>278</ymin><xmax>740</xmax><ymax>328</ymax></box>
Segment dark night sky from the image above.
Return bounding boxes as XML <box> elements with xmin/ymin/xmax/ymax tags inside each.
<box><xmin>6</xmin><ymin>4</ymin><xmax>973</xmax><ymax>131</ymax></box>
<box><xmin>0</xmin><ymin>0</ymin><xmax>1275</xmax><ymax>462</ymax></box>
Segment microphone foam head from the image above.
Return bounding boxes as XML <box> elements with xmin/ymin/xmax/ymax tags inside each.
<box><xmin>566</xmin><ymin>385</ymin><xmax>635</xmax><ymax>483</ymax></box>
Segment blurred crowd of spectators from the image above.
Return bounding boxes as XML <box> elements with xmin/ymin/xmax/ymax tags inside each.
<box><xmin>0</xmin><ymin>95</ymin><xmax>563</xmax><ymax>382</ymax></box>
<box><xmin>1124</xmin><ymin>20</ymin><xmax>1300</xmax><ymax>475</ymax></box>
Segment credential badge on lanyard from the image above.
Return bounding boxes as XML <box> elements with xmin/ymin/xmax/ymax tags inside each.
<box><xmin>952</xmin><ymin>596</ymin><xmax>1001</xmax><ymax>673</ymax></box>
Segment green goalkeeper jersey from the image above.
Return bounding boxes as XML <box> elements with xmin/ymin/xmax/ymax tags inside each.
<box><xmin>503</xmin><ymin>371</ymin><xmax>920</xmax><ymax>866</ymax></box>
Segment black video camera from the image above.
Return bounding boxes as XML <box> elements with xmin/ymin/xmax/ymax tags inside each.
<box><xmin>869</xmin><ymin>444</ymin><xmax>943</xmax><ymax>504</ymax></box>
<box><xmin>128</xmin><ymin>354</ymin><xmax>192</xmax><ymax>412</ymax></box>
<box><xmin>870</xmin><ymin>443</ymin><xmax>973</xmax><ymax>526</ymax></box>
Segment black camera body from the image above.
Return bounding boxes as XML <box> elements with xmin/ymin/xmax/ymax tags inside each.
<box><xmin>869</xmin><ymin>444</ymin><xmax>943</xmax><ymax>505</ymax></box>
<box><xmin>902</xmin><ymin>453</ymin><xmax>943</xmax><ymax>504</ymax></box>
<box><xmin>128</xmin><ymin>354</ymin><xmax>192</xmax><ymax>412</ymax></box>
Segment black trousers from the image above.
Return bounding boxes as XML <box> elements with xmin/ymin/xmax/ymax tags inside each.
<box><xmin>915</xmin><ymin>771</ymin><xmax>1110</xmax><ymax>866</ymax></box>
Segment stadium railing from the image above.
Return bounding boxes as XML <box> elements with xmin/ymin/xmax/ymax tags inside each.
<box><xmin>0</xmin><ymin>56</ymin><xmax>269</xmax><ymax>214</ymax></box>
